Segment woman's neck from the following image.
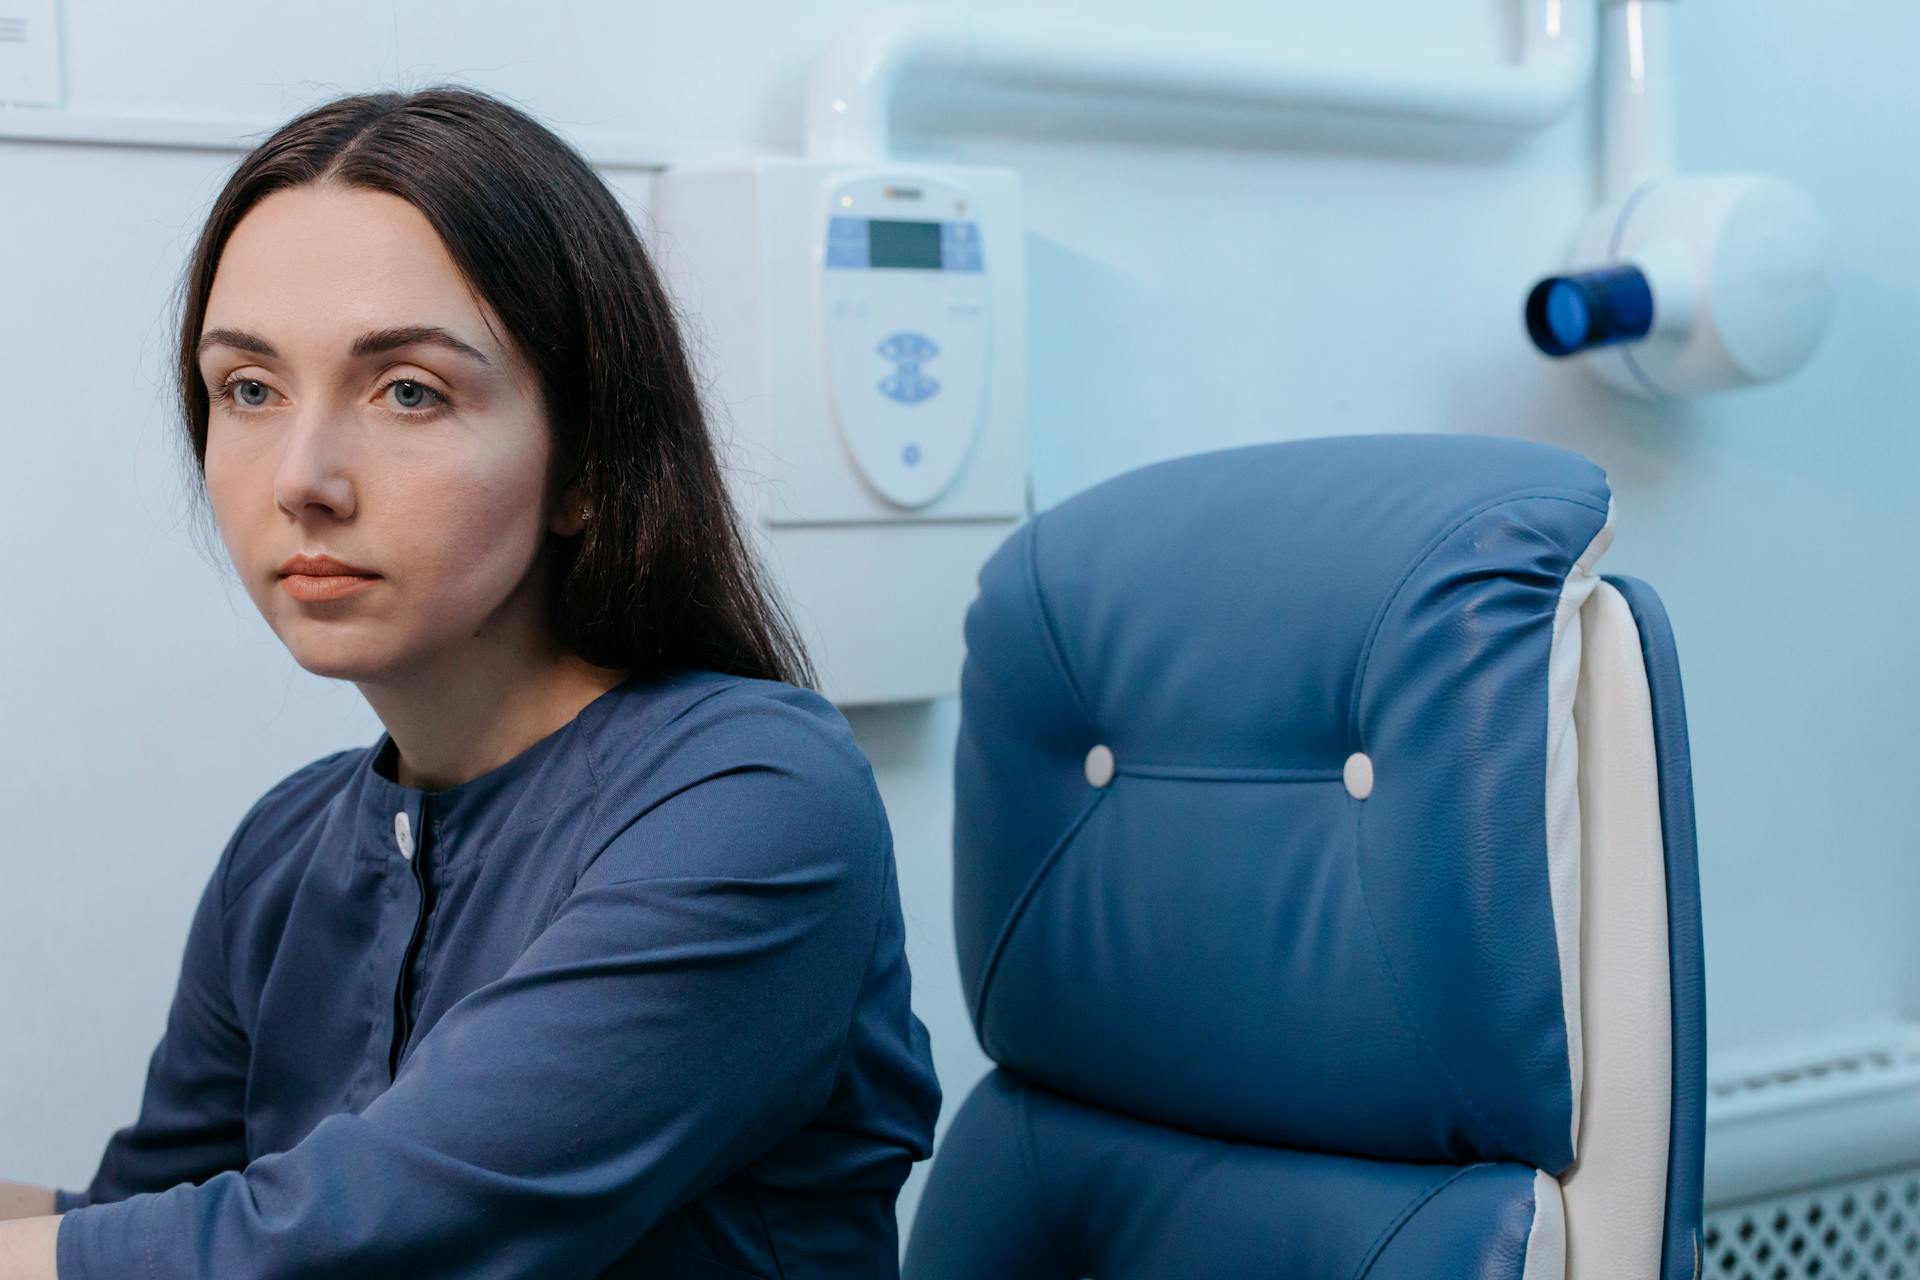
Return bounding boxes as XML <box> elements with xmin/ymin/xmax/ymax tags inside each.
<box><xmin>372</xmin><ymin>654</ymin><xmax>632</xmax><ymax>792</ymax></box>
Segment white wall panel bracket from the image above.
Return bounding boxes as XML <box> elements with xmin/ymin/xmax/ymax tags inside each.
<box><xmin>0</xmin><ymin>0</ymin><xmax>62</xmax><ymax>107</ymax></box>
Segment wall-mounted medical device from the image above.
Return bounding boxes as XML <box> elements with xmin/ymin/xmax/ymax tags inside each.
<box><xmin>1527</xmin><ymin>174</ymin><xmax>1830</xmax><ymax>397</ymax></box>
<box><xmin>649</xmin><ymin>158</ymin><xmax>1026</xmax><ymax>705</ymax></box>
<box><xmin>647</xmin><ymin>2</ymin><xmax>1820</xmax><ymax>706</ymax></box>
<box><xmin>1525</xmin><ymin>0</ymin><xmax>1834</xmax><ymax>397</ymax></box>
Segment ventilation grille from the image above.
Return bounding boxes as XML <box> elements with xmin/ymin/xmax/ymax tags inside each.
<box><xmin>1706</xmin><ymin>1020</ymin><xmax>1920</xmax><ymax>1210</ymax></box>
<box><xmin>1711</xmin><ymin>1041</ymin><xmax>1920</xmax><ymax>1112</ymax></box>
<box><xmin>1703</xmin><ymin>1165</ymin><xmax>1920</xmax><ymax>1279</ymax></box>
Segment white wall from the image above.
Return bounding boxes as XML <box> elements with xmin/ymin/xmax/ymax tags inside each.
<box><xmin>2</xmin><ymin>0</ymin><xmax>1914</xmax><ymax>1247</ymax></box>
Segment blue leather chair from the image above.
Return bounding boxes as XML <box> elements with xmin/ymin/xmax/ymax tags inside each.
<box><xmin>904</xmin><ymin>434</ymin><xmax>1704</xmax><ymax>1279</ymax></box>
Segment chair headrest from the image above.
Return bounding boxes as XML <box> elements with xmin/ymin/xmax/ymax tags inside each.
<box><xmin>953</xmin><ymin>433</ymin><xmax>1613</xmax><ymax>1170</ymax></box>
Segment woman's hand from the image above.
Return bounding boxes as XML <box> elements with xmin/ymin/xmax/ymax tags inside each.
<box><xmin>0</xmin><ymin>1213</ymin><xmax>58</xmax><ymax>1279</ymax></box>
<box><xmin>0</xmin><ymin>1185</ymin><xmax>52</xmax><ymax>1224</ymax></box>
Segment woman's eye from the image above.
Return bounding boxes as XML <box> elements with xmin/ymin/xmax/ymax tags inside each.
<box><xmin>207</xmin><ymin>377</ymin><xmax>279</xmax><ymax>412</ymax></box>
<box><xmin>209</xmin><ymin>376</ymin><xmax>448</xmax><ymax>418</ymax></box>
<box><xmin>382</xmin><ymin>378</ymin><xmax>450</xmax><ymax>416</ymax></box>
<box><xmin>220</xmin><ymin>378</ymin><xmax>271</xmax><ymax>408</ymax></box>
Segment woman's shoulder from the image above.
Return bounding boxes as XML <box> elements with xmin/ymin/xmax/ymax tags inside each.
<box><xmin>218</xmin><ymin>745</ymin><xmax>364</xmax><ymax>904</ymax></box>
<box><xmin>589</xmin><ymin>667</ymin><xmax>870</xmax><ymax>790</ymax></box>
<box><xmin>579</xmin><ymin>668</ymin><xmax>889</xmax><ymax>879</ymax></box>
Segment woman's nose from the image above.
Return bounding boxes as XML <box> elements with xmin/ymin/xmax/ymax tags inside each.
<box><xmin>273</xmin><ymin>411</ymin><xmax>360</xmax><ymax>521</ymax></box>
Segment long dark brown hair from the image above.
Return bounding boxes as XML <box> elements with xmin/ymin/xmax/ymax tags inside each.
<box><xmin>176</xmin><ymin>84</ymin><xmax>816</xmax><ymax>690</ymax></box>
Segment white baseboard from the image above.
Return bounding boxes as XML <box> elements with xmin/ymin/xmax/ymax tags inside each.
<box><xmin>1706</xmin><ymin>1017</ymin><xmax>1920</xmax><ymax>1207</ymax></box>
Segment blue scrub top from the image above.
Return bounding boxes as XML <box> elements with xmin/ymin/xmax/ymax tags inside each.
<box><xmin>52</xmin><ymin>667</ymin><xmax>943</xmax><ymax>1278</ymax></box>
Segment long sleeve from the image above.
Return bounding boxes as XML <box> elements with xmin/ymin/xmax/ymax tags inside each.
<box><xmin>55</xmin><ymin>702</ymin><xmax>892</xmax><ymax>1280</ymax></box>
<box><xmin>53</xmin><ymin>806</ymin><xmax>260</xmax><ymax>1214</ymax></box>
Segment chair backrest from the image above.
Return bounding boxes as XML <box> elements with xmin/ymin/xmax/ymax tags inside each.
<box><xmin>904</xmin><ymin>434</ymin><xmax>1704</xmax><ymax>1279</ymax></box>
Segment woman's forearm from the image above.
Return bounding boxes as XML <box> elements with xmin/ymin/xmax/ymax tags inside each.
<box><xmin>0</xmin><ymin>1214</ymin><xmax>58</xmax><ymax>1280</ymax></box>
<box><xmin>0</xmin><ymin>1186</ymin><xmax>52</xmax><ymax>1225</ymax></box>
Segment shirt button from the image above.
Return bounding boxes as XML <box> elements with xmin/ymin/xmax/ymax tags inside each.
<box><xmin>394</xmin><ymin>810</ymin><xmax>415</xmax><ymax>861</ymax></box>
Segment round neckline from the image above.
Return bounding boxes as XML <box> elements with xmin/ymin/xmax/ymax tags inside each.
<box><xmin>365</xmin><ymin>673</ymin><xmax>641</xmax><ymax>810</ymax></box>
<box><xmin>360</xmin><ymin>671</ymin><xmax>652</xmax><ymax>840</ymax></box>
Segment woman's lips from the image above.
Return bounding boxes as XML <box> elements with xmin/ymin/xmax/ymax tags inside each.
<box><xmin>279</xmin><ymin>573</ymin><xmax>380</xmax><ymax>602</ymax></box>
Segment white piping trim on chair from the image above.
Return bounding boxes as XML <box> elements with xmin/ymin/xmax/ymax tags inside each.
<box><xmin>1545</xmin><ymin>497</ymin><xmax>1615</xmax><ymax>1154</ymax></box>
<box><xmin>1524</xmin><ymin>1169</ymin><xmax>1569</xmax><ymax>1280</ymax></box>
<box><xmin>1559</xmin><ymin>577</ymin><xmax>1673</xmax><ymax>1278</ymax></box>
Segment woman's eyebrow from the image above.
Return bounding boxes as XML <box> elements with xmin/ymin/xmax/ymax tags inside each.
<box><xmin>195</xmin><ymin>325</ymin><xmax>494</xmax><ymax>368</ymax></box>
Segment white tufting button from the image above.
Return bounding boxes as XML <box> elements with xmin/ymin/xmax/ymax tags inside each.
<box><xmin>1084</xmin><ymin>744</ymin><xmax>1115</xmax><ymax>788</ymax></box>
<box><xmin>1343</xmin><ymin>752</ymin><xmax>1374</xmax><ymax>800</ymax></box>
<box><xmin>394</xmin><ymin>810</ymin><xmax>415</xmax><ymax>861</ymax></box>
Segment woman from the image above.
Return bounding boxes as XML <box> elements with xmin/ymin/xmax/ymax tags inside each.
<box><xmin>0</xmin><ymin>86</ymin><xmax>941</xmax><ymax>1279</ymax></box>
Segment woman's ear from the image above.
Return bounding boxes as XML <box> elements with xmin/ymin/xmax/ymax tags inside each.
<box><xmin>550</xmin><ymin>480</ymin><xmax>592</xmax><ymax>539</ymax></box>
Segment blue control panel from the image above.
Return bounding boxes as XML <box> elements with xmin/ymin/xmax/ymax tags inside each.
<box><xmin>876</xmin><ymin>331</ymin><xmax>941</xmax><ymax>405</ymax></box>
<box><xmin>827</xmin><ymin>216</ymin><xmax>984</xmax><ymax>272</ymax></box>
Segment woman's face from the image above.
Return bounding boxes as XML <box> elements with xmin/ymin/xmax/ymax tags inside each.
<box><xmin>199</xmin><ymin>183</ymin><xmax>582</xmax><ymax>684</ymax></box>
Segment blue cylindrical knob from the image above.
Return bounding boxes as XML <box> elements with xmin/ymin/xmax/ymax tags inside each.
<box><xmin>1525</xmin><ymin>265</ymin><xmax>1656</xmax><ymax>357</ymax></box>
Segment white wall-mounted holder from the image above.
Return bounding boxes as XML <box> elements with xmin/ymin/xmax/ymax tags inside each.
<box><xmin>1523</xmin><ymin>0</ymin><xmax>1834</xmax><ymax>397</ymax></box>
<box><xmin>0</xmin><ymin>0</ymin><xmax>62</xmax><ymax>107</ymax></box>
<box><xmin>805</xmin><ymin>1</ymin><xmax>1597</xmax><ymax>164</ymax></box>
<box><xmin>649</xmin><ymin>158</ymin><xmax>1028</xmax><ymax>707</ymax></box>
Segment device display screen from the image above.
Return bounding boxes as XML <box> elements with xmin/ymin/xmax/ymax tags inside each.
<box><xmin>826</xmin><ymin>215</ymin><xmax>982</xmax><ymax>272</ymax></box>
<box><xmin>867</xmin><ymin>219</ymin><xmax>943</xmax><ymax>269</ymax></box>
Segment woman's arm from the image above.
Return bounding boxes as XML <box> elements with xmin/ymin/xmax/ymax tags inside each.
<box><xmin>55</xmin><ymin>701</ymin><xmax>893</xmax><ymax>1280</ymax></box>
<box><xmin>53</xmin><ymin>803</ymin><xmax>266</xmax><ymax>1218</ymax></box>
<box><xmin>0</xmin><ymin>816</ymin><xmax>256</xmax><ymax>1280</ymax></box>
<box><xmin>0</xmin><ymin>1187</ymin><xmax>56</xmax><ymax>1279</ymax></box>
<box><xmin>0</xmin><ymin>1185</ymin><xmax>52</xmax><ymax>1223</ymax></box>
<box><xmin>0</xmin><ymin>1213</ymin><xmax>58</xmax><ymax>1279</ymax></box>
